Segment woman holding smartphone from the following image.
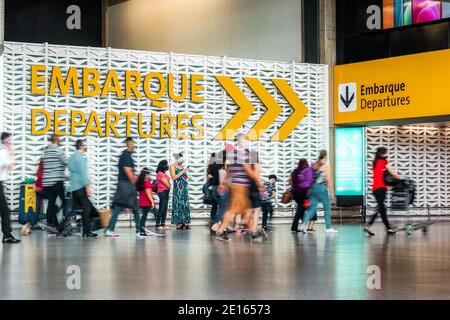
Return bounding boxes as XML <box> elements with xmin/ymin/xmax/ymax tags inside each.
<box><xmin>170</xmin><ymin>153</ymin><xmax>191</xmax><ymax>230</ymax></box>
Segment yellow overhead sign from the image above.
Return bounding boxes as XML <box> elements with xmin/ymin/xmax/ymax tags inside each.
<box><xmin>334</xmin><ymin>49</ymin><xmax>450</xmax><ymax>125</ymax></box>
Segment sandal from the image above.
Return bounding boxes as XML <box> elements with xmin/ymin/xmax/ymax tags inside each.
<box><xmin>176</xmin><ymin>224</ymin><xmax>183</xmax><ymax>230</ymax></box>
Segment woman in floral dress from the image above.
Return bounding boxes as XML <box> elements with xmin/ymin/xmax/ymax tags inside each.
<box><xmin>170</xmin><ymin>152</ymin><xmax>191</xmax><ymax>229</ymax></box>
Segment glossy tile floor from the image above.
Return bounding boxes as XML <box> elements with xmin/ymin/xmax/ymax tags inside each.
<box><xmin>1</xmin><ymin>221</ymin><xmax>450</xmax><ymax>300</ymax></box>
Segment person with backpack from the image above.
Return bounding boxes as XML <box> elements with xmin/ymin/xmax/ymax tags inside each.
<box><xmin>290</xmin><ymin>159</ymin><xmax>315</xmax><ymax>232</ymax></box>
<box><xmin>0</xmin><ymin>133</ymin><xmax>21</xmax><ymax>244</ymax></box>
<box><xmin>300</xmin><ymin>150</ymin><xmax>338</xmax><ymax>234</ymax></box>
<box><xmin>155</xmin><ymin>160</ymin><xmax>171</xmax><ymax>230</ymax></box>
<box><xmin>364</xmin><ymin>147</ymin><xmax>402</xmax><ymax>236</ymax></box>
<box><xmin>136</xmin><ymin>167</ymin><xmax>159</xmax><ymax>237</ymax></box>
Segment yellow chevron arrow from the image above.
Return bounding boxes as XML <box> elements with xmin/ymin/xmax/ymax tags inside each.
<box><xmin>245</xmin><ymin>77</ymin><xmax>282</xmax><ymax>141</ymax></box>
<box><xmin>215</xmin><ymin>76</ymin><xmax>255</xmax><ymax>140</ymax></box>
<box><xmin>271</xmin><ymin>79</ymin><xmax>308</xmax><ymax>141</ymax></box>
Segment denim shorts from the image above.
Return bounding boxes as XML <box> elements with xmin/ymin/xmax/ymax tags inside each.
<box><xmin>249</xmin><ymin>191</ymin><xmax>261</xmax><ymax>209</ymax></box>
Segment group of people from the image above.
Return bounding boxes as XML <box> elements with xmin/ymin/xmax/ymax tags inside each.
<box><xmin>0</xmin><ymin>130</ymin><xmax>403</xmax><ymax>245</ymax></box>
<box><xmin>205</xmin><ymin>135</ymin><xmax>277</xmax><ymax>241</ymax></box>
<box><xmin>104</xmin><ymin>137</ymin><xmax>192</xmax><ymax>238</ymax></box>
<box><xmin>203</xmin><ymin>134</ymin><xmax>338</xmax><ymax>242</ymax></box>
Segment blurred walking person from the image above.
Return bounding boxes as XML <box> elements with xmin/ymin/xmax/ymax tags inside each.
<box><xmin>68</xmin><ymin>139</ymin><xmax>97</xmax><ymax>238</ymax></box>
<box><xmin>214</xmin><ymin>134</ymin><xmax>263</xmax><ymax>241</ymax></box>
<box><xmin>364</xmin><ymin>147</ymin><xmax>402</xmax><ymax>236</ymax></box>
<box><xmin>105</xmin><ymin>137</ymin><xmax>142</xmax><ymax>238</ymax></box>
<box><xmin>210</xmin><ymin>149</ymin><xmax>229</xmax><ymax>233</ymax></box>
<box><xmin>0</xmin><ymin>133</ymin><xmax>20</xmax><ymax>244</ymax></box>
<box><xmin>42</xmin><ymin>134</ymin><xmax>67</xmax><ymax>233</ymax></box>
<box><xmin>290</xmin><ymin>159</ymin><xmax>315</xmax><ymax>232</ymax></box>
<box><xmin>244</xmin><ymin>150</ymin><xmax>267</xmax><ymax>240</ymax></box>
<box><xmin>300</xmin><ymin>150</ymin><xmax>338</xmax><ymax>234</ymax></box>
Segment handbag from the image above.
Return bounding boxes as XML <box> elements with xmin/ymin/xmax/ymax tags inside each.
<box><xmin>303</xmin><ymin>188</ymin><xmax>312</xmax><ymax>208</ymax></box>
<box><xmin>384</xmin><ymin>170</ymin><xmax>397</xmax><ymax>186</ymax></box>
<box><xmin>202</xmin><ymin>181</ymin><xmax>214</xmax><ymax>205</ymax></box>
<box><xmin>281</xmin><ymin>189</ymin><xmax>294</xmax><ymax>204</ymax></box>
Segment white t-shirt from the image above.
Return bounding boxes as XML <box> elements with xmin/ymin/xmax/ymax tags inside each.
<box><xmin>0</xmin><ymin>145</ymin><xmax>13</xmax><ymax>181</ymax></box>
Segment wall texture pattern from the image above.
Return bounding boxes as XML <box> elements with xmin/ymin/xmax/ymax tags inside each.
<box><xmin>366</xmin><ymin>125</ymin><xmax>450</xmax><ymax>216</ymax></box>
<box><xmin>2</xmin><ymin>42</ymin><xmax>329</xmax><ymax>219</ymax></box>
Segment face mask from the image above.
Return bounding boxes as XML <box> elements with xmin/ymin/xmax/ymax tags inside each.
<box><xmin>177</xmin><ymin>157</ymin><xmax>184</xmax><ymax>164</ymax></box>
<box><xmin>270</xmin><ymin>179</ymin><xmax>276</xmax><ymax>184</ymax></box>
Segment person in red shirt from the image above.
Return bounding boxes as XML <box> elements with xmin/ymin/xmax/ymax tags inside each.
<box><xmin>156</xmin><ymin>160</ymin><xmax>171</xmax><ymax>230</ymax></box>
<box><xmin>364</xmin><ymin>147</ymin><xmax>402</xmax><ymax>236</ymax></box>
<box><xmin>136</xmin><ymin>167</ymin><xmax>158</xmax><ymax>237</ymax></box>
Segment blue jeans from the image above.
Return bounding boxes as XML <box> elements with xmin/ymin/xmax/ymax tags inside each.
<box><xmin>212</xmin><ymin>187</ymin><xmax>229</xmax><ymax>224</ymax></box>
<box><xmin>106</xmin><ymin>206</ymin><xmax>141</xmax><ymax>233</ymax></box>
<box><xmin>301</xmin><ymin>184</ymin><xmax>332</xmax><ymax>229</ymax></box>
<box><xmin>140</xmin><ymin>206</ymin><xmax>157</xmax><ymax>230</ymax></box>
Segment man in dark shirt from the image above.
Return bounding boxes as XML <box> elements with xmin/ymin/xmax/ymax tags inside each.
<box><xmin>104</xmin><ymin>137</ymin><xmax>142</xmax><ymax>237</ymax></box>
<box><xmin>207</xmin><ymin>153</ymin><xmax>221</xmax><ymax>224</ymax></box>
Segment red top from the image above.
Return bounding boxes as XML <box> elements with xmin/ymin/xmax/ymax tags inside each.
<box><xmin>156</xmin><ymin>171</ymin><xmax>170</xmax><ymax>193</ymax></box>
<box><xmin>139</xmin><ymin>180</ymin><xmax>154</xmax><ymax>207</ymax></box>
<box><xmin>372</xmin><ymin>159</ymin><xmax>388</xmax><ymax>191</ymax></box>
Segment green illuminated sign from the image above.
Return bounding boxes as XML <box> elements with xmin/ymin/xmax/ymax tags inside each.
<box><xmin>334</xmin><ymin>127</ymin><xmax>365</xmax><ymax>196</ymax></box>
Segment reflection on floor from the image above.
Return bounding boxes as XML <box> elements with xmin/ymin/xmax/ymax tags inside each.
<box><xmin>1</xmin><ymin>222</ymin><xmax>450</xmax><ymax>300</ymax></box>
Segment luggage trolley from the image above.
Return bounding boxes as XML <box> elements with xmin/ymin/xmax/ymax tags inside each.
<box><xmin>390</xmin><ymin>178</ymin><xmax>433</xmax><ymax>235</ymax></box>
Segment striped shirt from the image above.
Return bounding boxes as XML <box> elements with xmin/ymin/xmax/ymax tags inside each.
<box><xmin>229</xmin><ymin>148</ymin><xmax>252</xmax><ymax>186</ymax></box>
<box><xmin>42</xmin><ymin>144</ymin><xmax>67</xmax><ymax>187</ymax></box>
<box><xmin>261</xmin><ymin>181</ymin><xmax>276</xmax><ymax>203</ymax></box>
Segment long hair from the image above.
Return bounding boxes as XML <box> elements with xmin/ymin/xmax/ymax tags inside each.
<box><xmin>318</xmin><ymin>150</ymin><xmax>327</xmax><ymax>162</ymax></box>
<box><xmin>136</xmin><ymin>168</ymin><xmax>150</xmax><ymax>192</ymax></box>
<box><xmin>156</xmin><ymin>160</ymin><xmax>168</xmax><ymax>173</ymax></box>
<box><xmin>291</xmin><ymin>158</ymin><xmax>309</xmax><ymax>186</ymax></box>
<box><xmin>373</xmin><ymin>147</ymin><xmax>388</xmax><ymax>169</ymax></box>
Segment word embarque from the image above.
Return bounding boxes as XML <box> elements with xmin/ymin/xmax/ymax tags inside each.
<box><xmin>30</xmin><ymin>65</ymin><xmax>206</xmax><ymax>138</ymax></box>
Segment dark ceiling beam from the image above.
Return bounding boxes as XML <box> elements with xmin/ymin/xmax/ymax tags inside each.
<box><xmin>107</xmin><ymin>0</ymin><xmax>130</xmax><ymax>7</ymax></box>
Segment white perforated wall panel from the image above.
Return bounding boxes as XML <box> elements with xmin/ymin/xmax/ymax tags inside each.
<box><xmin>2</xmin><ymin>42</ymin><xmax>329</xmax><ymax>218</ymax></box>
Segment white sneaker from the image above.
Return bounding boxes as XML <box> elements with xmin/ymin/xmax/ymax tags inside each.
<box><xmin>143</xmin><ymin>228</ymin><xmax>153</xmax><ymax>236</ymax></box>
<box><xmin>105</xmin><ymin>230</ymin><xmax>119</xmax><ymax>237</ymax></box>
<box><xmin>136</xmin><ymin>232</ymin><xmax>148</xmax><ymax>239</ymax></box>
<box><xmin>299</xmin><ymin>225</ymin><xmax>308</xmax><ymax>234</ymax></box>
<box><xmin>145</xmin><ymin>229</ymin><xmax>165</xmax><ymax>237</ymax></box>
<box><xmin>325</xmin><ymin>228</ymin><xmax>339</xmax><ymax>234</ymax></box>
